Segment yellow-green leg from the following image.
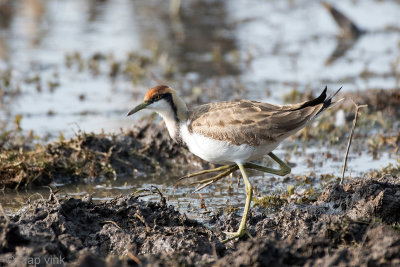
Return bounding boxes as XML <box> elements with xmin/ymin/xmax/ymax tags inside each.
<box><xmin>193</xmin><ymin>165</ymin><xmax>238</xmax><ymax>192</ymax></box>
<box><xmin>222</xmin><ymin>163</ymin><xmax>253</xmax><ymax>243</ymax></box>
<box><xmin>222</xmin><ymin>152</ymin><xmax>290</xmax><ymax>243</ymax></box>
<box><xmin>176</xmin><ymin>152</ymin><xmax>291</xmax><ymax>243</ymax></box>
<box><xmin>177</xmin><ymin>164</ymin><xmax>234</xmax><ymax>181</ymax></box>
<box><xmin>244</xmin><ymin>152</ymin><xmax>291</xmax><ymax>176</ymax></box>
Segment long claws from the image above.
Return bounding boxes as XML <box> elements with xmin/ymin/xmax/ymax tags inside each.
<box><xmin>175</xmin><ymin>164</ymin><xmax>236</xmax><ymax>189</ymax></box>
<box><xmin>222</xmin><ymin>229</ymin><xmax>253</xmax><ymax>243</ymax></box>
<box><xmin>191</xmin><ymin>166</ymin><xmax>238</xmax><ymax>185</ymax></box>
<box><xmin>192</xmin><ymin>166</ymin><xmax>238</xmax><ymax>192</ymax></box>
<box><xmin>176</xmin><ymin>165</ymin><xmax>233</xmax><ymax>182</ymax></box>
<box><xmin>193</xmin><ymin>181</ymin><xmax>214</xmax><ymax>192</ymax></box>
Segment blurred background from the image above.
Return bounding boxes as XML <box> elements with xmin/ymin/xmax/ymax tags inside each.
<box><xmin>0</xmin><ymin>0</ymin><xmax>399</xmax><ymax>137</ymax></box>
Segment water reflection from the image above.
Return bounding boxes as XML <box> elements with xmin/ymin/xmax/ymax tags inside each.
<box><xmin>0</xmin><ymin>0</ymin><xmax>13</xmax><ymax>29</ymax></box>
<box><xmin>326</xmin><ymin>37</ymin><xmax>359</xmax><ymax>66</ymax></box>
<box><xmin>322</xmin><ymin>2</ymin><xmax>364</xmax><ymax>65</ymax></box>
<box><xmin>131</xmin><ymin>0</ymin><xmax>240</xmax><ymax>80</ymax></box>
<box><xmin>87</xmin><ymin>0</ymin><xmax>109</xmax><ymax>23</ymax></box>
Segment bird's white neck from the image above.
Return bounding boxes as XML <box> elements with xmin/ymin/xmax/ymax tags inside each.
<box><xmin>158</xmin><ymin>111</ymin><xmax>181</xmax><ymax>141</ymax></box>
<box><xmin>150</xmin><ymin>93</ymin><xmax>188</xmax><ymax>143</ymax></box>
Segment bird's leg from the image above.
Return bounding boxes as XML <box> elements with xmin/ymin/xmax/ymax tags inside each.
<box><xmin>244</xmin><ymin>152</ymin><xmax>291</xmax><ymax>176</ymax></box>
<box><xmin>221</xmin><ymin>152</ymin><xmax>290</xmax><ymax>242</ymax></box>
<box><xmin>193</xmin><ymin>165</ymin><xmax>238</xmax><ymax>192</ymax></box>
<box><xmin>222</xmin><ymin>163</ymin><xmax>253</xmax><ymax>243</ymax></box>
<box><xmin>177</xmin><ymin>165</ymin><xmax>234</xmax><ymax>181</ymax></box>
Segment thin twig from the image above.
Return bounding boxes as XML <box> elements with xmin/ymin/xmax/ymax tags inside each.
<box><xmin>169</xmin><ymin>0</ymin><xmax>181</xmax><ymax>17</ymax></box>
<box><xmin>0</xmin><ymin>204</ymin><xmax>10</xmax><ymax>223</ymax></box>
<box><xmin>135</xmin><ymin>213</ymin><xmax>151</xmax><ymax>232</ymax></box>
<box><xmin>127</xmin><ymin>251</ymin><xmax>142</xmax><ymax>265</ymax></box>
<box><xmin>103</xmin><ymin>220</ymin><xmax>122</xmax><ymax>229</ymax></box>
<box><xmin>341</xmin><ymin>100</ymin><xmax>367</xmax><ymax>184</ymax></box>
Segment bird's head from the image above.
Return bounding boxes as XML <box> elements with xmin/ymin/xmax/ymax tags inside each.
<box><xmin>127</xmin><ymin>85</ymin><xmax>187</xmax><ymax>122</ymax></box>
<box><xmin>127</xmin><ymin>85</ymin><xmax>175</xmax><ymax>116</ymax></box>
<box><xmin>127</xmin><ymin>85</ymin><xmax>188</xmax><ymax>141</ymax></box>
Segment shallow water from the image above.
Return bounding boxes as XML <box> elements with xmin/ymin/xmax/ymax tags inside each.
<box><xmin>1</xmin><ymin>145</ymin><xmax>396</xmax><ymax>221</ymax></box>
<box><xmin>1</xmin><ymin>0</ymin><xmax>399</xmax><ymax>217</ymax></box>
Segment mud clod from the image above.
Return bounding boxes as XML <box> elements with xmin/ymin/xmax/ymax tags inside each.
<box><xmin>215</xmin><ymin>173</ymin><xmax>400</xmax><ymax>266</ymax></box>
<box><xmin>1</xmin><ymin>194</ymin><xmax>221</xmax><ymax>266</ymax></box>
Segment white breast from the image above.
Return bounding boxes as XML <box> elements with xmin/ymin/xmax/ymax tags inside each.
<box><xmin>180</xmin><ymin>123</ymin><xmax>278</xmax><ymax>164</ymax></box>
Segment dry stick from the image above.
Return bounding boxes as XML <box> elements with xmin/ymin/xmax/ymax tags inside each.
<box><xmin>169</xmin><ymin>0</ymin><xmax>181</xmax><ymax>17</ymax></box>
<box><xmin>135</xmin><ymin>214</ymin><xmax>151</xmax><ymax>232</ymax></box>
<box><xmin>103</xmin><ymin>220</ymin><xmax>122</xmax><ymax>230</ymax></box>
<box><xmin>0</xmin><ymin>204</ymin><xmax>10</xmax><ymax>223</ymax></box>
<box><xmin>341</xmin><ymin>100</ymin><xmax>368</xmax><ymax>184</ymax></box>
<box><xmin>127</xmin><ymin>251</ymin><xmax>142</xmax><ymax>265</ymax></box>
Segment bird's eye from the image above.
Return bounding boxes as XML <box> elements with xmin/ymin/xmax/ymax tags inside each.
<box><xmin>155</xmin><ymin>95</ymin><xmax>161</xmax><ymax>100</ymax></box>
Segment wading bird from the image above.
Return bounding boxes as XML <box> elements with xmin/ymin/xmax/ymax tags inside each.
<box><xmin>127</xmin><ymin>85</ymin><xmax>342</xmax><ymax>242</ymax></box>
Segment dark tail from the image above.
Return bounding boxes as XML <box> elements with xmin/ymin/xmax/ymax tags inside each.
<box><xmin>316</xmin><ymin>86</ymin><xmax>343</xmax><ymax>116</ymax></box>
<box><xmin>293</xmin><ymin>86</ymin><xmax>342</xmax><ymax>115</ymax></box>
<box><xmin>295</xmin><ymin>86</ymin><xmax>327</xmax><ymax>111</ymax></box>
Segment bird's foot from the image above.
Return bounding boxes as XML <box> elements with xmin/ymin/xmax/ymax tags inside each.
<box><xmin>221</xmin><ymin>229</ymin><xmax>253</xmax><ymax>243</ymax></box>
<box><xmin>177</xmin><ymin>165</ymin><xmax>234</xmax><ymax>181</ymax></box>
<box><xmin>193</xmin><ymin>166</ymin><xmax>238</xmax><ymax>192</ymax></box>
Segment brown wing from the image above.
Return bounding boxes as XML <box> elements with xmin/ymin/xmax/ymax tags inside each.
<box><xmin>188</xmin><ymin>100</ymin><xmax>323</xmax><ymax>146</ymax></box>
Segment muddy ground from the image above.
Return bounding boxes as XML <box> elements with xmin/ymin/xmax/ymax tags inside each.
<box><xmin>0</xmin><ymin>169</ymin><xmax>399</xmax><ymax>266</ymax></box>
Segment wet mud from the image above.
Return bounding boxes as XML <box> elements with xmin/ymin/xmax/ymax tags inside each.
<box><xmin>1</xmin><ymin>170</ymin><xmax>399</xmax><ymax>266</ymax></box>
<box><xmin>216</xmin><ymin>172</ymin><xmax>400</xmax><ymax>266</ymax></box>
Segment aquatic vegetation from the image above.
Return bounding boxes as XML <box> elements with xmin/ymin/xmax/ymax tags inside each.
<box><xmin>253</xmin><ymin>194</ymin><xmax>287</xmax><ymax>210</ymax></box>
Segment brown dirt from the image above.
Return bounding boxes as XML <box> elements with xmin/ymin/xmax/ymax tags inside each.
<box><xmin>1</xmin><ymin>171</ymin><xmax>399</xmax><ymax>266</ymax></box>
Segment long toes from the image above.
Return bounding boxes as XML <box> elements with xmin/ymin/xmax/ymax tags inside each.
<box><xmin>221</xmin><ymin>229</ymin><xmax>252</xmax><ymax>243</ymax></box>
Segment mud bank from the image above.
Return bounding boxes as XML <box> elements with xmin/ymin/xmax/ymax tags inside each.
<box><xmin>1</xmin><ymin>171</ymin><xmax>399</xmax><ymax>266</ymax></box>
<box><xmin>216</xmin><ymin>171</ymin><xmax>400</xmax><ymax>266</ymax></box>
<box><xmin>0</xmin><ymin>124</ymin><xmax>204</xmax><ymax>189</ymax></box>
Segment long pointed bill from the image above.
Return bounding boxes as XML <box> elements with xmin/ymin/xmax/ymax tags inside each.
<box><xmin>127</xmin><ymin>102</ymin><xmax>149</xmax><ymax>116</ymax></box>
